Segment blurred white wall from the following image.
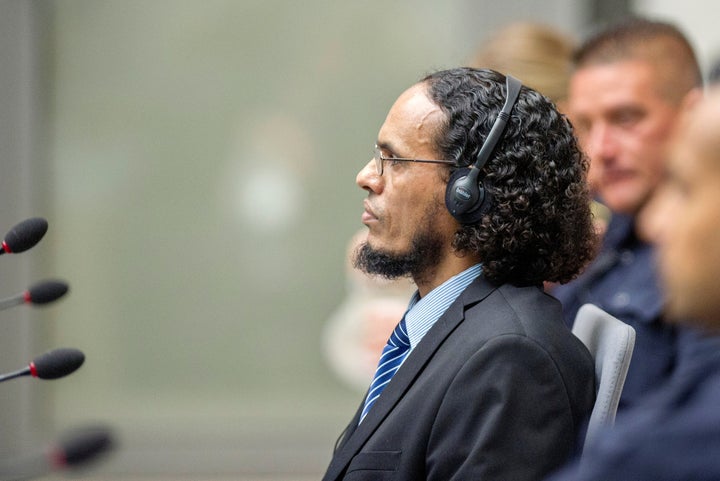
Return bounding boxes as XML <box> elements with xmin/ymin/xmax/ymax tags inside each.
<box><xmin>22</xmin><ymin>0</ymin><xmax>720</xmax><ymax>479</ymax></box>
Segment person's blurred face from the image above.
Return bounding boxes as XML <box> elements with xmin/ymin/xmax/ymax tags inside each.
<box><xmin>569</xmin><ymin>60</ymin><xmax>681</xmax><ymax>215</ymax></box>
<box><xmin>653</xmin><ymin>93</ymin><xmax>720</xmax><ymax>327</ymax></box>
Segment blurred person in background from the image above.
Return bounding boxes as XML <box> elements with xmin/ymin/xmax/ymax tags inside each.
<box><xmin>468</xmin><ymin>21</ymin><xmax>574</xmax><ymax>108</ymax></box>
<box><xmin>551</xmin><ymin>17</ymin><xmax>704</xmax><ymax>411</ymax></box>
<box><xmin>323</xmin><ymin>67</ymin><xmax>597</xmax><ymax>481</ymax></box>
<box><xmin>547</xmin><ymin>85</ymin><xmax>720</xmax><ymax>481</ymax></box>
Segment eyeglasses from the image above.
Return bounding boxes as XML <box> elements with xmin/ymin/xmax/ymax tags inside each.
<box><xmin>373</xmin><ymin>144</ymin><xmax>456</xmax><ymax>176</ymax></box>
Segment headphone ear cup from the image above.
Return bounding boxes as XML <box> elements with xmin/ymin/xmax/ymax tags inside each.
<box><xmin>445</xmin><ymin>168</ymin><xmax>491</xmax><ymax>225</ymax></box>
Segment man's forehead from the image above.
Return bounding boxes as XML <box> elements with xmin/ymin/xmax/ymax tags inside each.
<box><xmin>668</xmin><ymin>91</ymin><xmax>720</xmax><ymax>179</ymax></box>
<box><xmin>684</xmin><ymin>93</ymin><xmax>720</xmax><ymax>169</ymax></box>
<box><xmin>569</xmin><ymin>61</ymin><xmax>668</xmax><ymax>110</ymax></box>
<box><xmin>387</xmin><ymin>83</ymin><xmax>443</xmax><ymax>134</ymax></box>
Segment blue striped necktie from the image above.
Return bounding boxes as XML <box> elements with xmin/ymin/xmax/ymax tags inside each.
<box><xmin>359</xmin><ymin>316</ymin><xmax>411</xmax><ymax>424</ymax></box>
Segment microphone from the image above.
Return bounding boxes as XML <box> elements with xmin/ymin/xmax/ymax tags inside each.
<box><xmin>0</xmin><ymin>280</ymin><xmax>70</xmax><ymax>312</ymax></box>
<box><xmin>49</xmin><ymin>425</ymin><xmax>115</xmax><ymax>469</ymax></box>
<box><xmin>0</xmin><ymin>425</ymin><xmax>115</xmax><ymax>480</ymax></box>
<box><xmin>0</xmin><ymin>218</ymin><xmax>48</xmax><ymax>255</ymax></box>
<box><xmin>0</xmin><ymin>348</ymin><xmax>85</xmax><ymax>383</ymax></box>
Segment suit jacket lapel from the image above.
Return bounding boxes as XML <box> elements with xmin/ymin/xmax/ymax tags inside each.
<box><xmin>322</xmin><ymin>276</ymin><xmax>497</xmax><ymax>481</ymax></box>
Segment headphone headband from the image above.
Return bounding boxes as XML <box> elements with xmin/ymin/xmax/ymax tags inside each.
<box><xmin>471</xmin><ymin>75</ymin><xmax>522</xmax><ymax>173</ymax></box>
<box><xmin>444</xmin><ymin>74</ymin><xmax>523</xmax><ymax>225</ymax></box>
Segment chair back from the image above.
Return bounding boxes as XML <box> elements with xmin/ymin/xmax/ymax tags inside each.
<box><xmin>572</xmin><ymin>303</ymin><xmax>636</xmax><ymax>448</ymax></box>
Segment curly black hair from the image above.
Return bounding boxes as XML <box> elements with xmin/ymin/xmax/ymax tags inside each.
<box><xmin>422</xmin><ymin>67</ymin><xmax>597</xmax><ymax>285</ymax></box>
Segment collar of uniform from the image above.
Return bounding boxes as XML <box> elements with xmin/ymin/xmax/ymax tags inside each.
<box><xmin>603</xmin><ymin>212</ymin><xmax>637</xmax><ymax>250</ymax></box>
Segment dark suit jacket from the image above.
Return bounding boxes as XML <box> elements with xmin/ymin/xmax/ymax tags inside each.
<box><xmin>323</xmin><ymin>275</ymin><xmax>595</xmax><ymax>481</ymax></box>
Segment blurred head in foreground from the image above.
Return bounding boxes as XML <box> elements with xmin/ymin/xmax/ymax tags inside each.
<box><xmin>649</xmin><ymin>87</ymin><xmax>720</xmax><ymax>329</ymax></box>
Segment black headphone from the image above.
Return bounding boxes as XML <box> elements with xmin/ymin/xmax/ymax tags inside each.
<box><xmin>445</xmin><ymin>75</ymin><xmax>523</xmax><ymax>225</ymax></box>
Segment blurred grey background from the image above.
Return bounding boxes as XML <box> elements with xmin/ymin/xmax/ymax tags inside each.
<box><xmin>0</xmin><ymin>0</ymin><xmax>717</xmax><ymax>479</ymax></box>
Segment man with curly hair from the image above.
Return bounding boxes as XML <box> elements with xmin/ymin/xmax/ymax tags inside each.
<box><xmin>322</xmin><ymin>67</ymin><xmax>597</xmax><ymax>481</ymax></box>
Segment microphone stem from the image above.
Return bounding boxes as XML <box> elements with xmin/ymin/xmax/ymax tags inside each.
<box><xmin>0</xmin><ymin>368</ymin><xmax>30</xmax><ymax>383</ymax></box>
<box><xmin>0</xmin><ymin>296</ymin><xmax>24</xmax><ymax>311</ymax></box>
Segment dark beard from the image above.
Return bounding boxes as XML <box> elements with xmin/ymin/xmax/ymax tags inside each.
<box><xmin>353</xmin><ymin>229</ymin><xmax>445</xmax><ymax>285</ymax></box>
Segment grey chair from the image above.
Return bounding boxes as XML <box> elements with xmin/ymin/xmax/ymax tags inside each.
<box><xmin>572</xmin><ymin>303</ymin><xmax>636</xmax><ymax>450</ymax></box>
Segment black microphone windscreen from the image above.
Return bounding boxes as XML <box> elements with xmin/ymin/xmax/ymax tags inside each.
<box><xmin>28</xmin><ymin>280</ymin><xmax>70</xmax><ymax>304</ymax></box>
<box><xmin>32</xmin><ymin>348</ymin><xmax>85</xmax><ymax>380</ymax></box>
<box><xmin>3</xmin><ymin>217</ymin><xmax>48</xmax><ymax>253</ymax></box>
<box><xmin>54</xmin><ymin>425</ymin><xmax>115</xmax><ymax>467</ymax></box>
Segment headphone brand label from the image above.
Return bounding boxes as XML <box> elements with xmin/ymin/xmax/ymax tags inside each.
<box><xmin>456</xmin><ymin>187</ymin><xmax>472</xmax><ymax>202</ymax></box>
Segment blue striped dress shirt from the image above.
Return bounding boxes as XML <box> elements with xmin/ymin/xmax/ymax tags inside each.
<box><xmin>404</xmin><ymin>263</ymin><xmax>483</xmax><ymax>351</ymax></box>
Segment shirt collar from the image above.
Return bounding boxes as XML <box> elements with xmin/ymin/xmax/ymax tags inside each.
<box><xmin>404</xmin><ymin>264</ymin><xmax>483</xmax><ymax>349</ymax></box>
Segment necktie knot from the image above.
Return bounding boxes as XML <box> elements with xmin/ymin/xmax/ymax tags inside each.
<box><xmin>388</xmin><ymin>317</ymin><xmax>410</xmax><ymax>348</ymax></box>
<box><xmin>359</xmin><ymin>317</ymin><xmax>410</xmax><ymax>424</ymax></box>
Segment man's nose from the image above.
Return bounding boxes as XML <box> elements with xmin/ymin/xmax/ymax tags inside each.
<box><xmin>584</xmin><ymin>123</ymin><xmax>618</xmax><ymax>164</ymax></box>
<box><xmin>357</xmin><ymin>158</ymin><xmax>382</xmax><ymax>193</ymax></box>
